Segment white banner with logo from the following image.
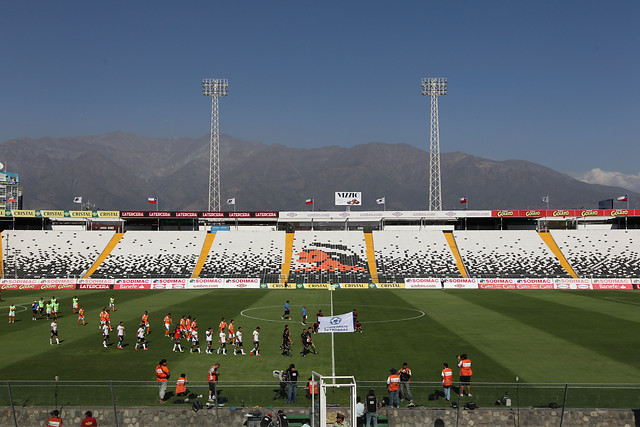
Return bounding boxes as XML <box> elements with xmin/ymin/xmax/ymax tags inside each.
<box><xmin>318</xmin><ymin>312</ymin><xmax>355</xmax><ymax>333</ymax></box>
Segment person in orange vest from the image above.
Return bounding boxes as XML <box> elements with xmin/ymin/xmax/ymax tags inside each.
<box><xmin>305</xmin><ymin>377</ymin><xmax>319</xmax><ymax>399</ymax></box>
<box><xmin>441</xmin><ymin>362</ymin><xmax>453</xmax><ymax>401</ymax></box>
<box><xmin>387</xmin><ymin>368</ymin><xmax>400</xmax><ymax>408</ymax></box>
<box><xmin>175</xmin><ymin>373</ymin><xmax>188</xmax><ymax>396</ymax></box>
<box><xmin>46</xmin><ymin>409</ymin><xmax>62</xmax><ymax>427</ymax></box>
<box><xmin>207</xmin><ymin>363</ymin><xmax>220</xmax><ymax>402</ymax></box>
<box><xmin>142</xmin><ymin>311</ymin><xmax>150</xmax><ymax>334</ymax></box>
<box><xmin>457</xmin><ymin>354</ymin><xmax>473</xmax><ymax>397</ymax></box>
<box><xmin>155</xmin><ymin>359</ymin><xmax>170</xmax><ymax>403</ymax></box>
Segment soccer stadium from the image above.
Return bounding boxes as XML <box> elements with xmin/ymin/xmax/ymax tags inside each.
<box><xmin>1</xmin><ymin>209</ymin><xmax>639</xmax><ymax>426</ymax></box>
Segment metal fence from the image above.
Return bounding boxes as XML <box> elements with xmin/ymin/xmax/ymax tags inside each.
<box><xmin>2</xmin><ymin>380</ymin><xmax>639</xmax><ymax>425</ymax></box>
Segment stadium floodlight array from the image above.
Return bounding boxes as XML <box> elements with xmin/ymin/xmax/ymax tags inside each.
<box><xmin>421</xmin><ymin>77</ymin><xmax>447</xmax><ymax>211</ymax></box>
<box><xmin>202</xmin><ymin>78</ymin><xmax>229</xmax><ymax>212</ymax></box>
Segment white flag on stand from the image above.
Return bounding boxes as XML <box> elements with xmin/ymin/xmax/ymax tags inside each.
<box><xmin>317</xmin><ymin>312</ymin><xmax>354</xmax><ymax>333</ymax></box>
<box><xmin>73</xmin><ymin>197</ymin><xmax>83</xmax><ymax>204</ymax></box>
<box><xmin>226</xmin><ymin>198</ymin><xmax>236</xmax><ymax>205</ymax></box>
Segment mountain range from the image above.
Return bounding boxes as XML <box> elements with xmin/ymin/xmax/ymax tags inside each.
<box><xmin>1</xmin><ymin>132</ymin><xmax>635</xmax><ymax>212</ymax></box>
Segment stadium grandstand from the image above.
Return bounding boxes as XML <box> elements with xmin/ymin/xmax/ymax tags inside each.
<box><xmin>1</xmin><ymin>208</ymin><xmax>640</xmax><ymax>283</ymax></box>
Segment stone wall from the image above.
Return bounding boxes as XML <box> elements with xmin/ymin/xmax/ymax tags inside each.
<box><xmin>0</xmin><ymin>406</ymin><xmax>636</xmax><ymax>426</ymax></box>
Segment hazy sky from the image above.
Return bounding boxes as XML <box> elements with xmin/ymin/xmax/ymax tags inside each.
<box><xmin>2</xmin><ymin>1</ymin><xmax>639</xmax><ymax>190</ymax></box>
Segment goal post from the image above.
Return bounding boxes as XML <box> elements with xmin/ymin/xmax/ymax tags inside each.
<box><xmin>311</xmin><ymin>371</ymin><xmax>357</xmax><ymax>427</ymax></box>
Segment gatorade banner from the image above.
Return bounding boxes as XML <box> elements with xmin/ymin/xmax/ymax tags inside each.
<box><xmin>317</xmin><ymin>312</ymin><xmax>355</xmax><ymax>333</ymax></box>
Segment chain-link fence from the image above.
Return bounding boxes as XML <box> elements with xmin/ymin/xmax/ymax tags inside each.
<box><xmin>2</xmin><ymin>380</ymin><xmax>639</xmax><ymax>425</ymax></box>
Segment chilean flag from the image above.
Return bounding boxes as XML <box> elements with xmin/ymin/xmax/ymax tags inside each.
<box><xmin>148</xmin><ymin>197</ymin><xmax>158</xmax><ymax>204</ymax></box>
<box><xmin>459</xmin><ymin>197</ymin><xmax>467</xmax><ymax>204</ymax></box>
<box><xmin>618</xmin><ymin>195</ymin><xmax>628</xmax><ymax>202</ymax></box>
<box><xmin>305</xmin><ymin>198</ymin><xmax>314</xmax><ymax>205</ymax></box>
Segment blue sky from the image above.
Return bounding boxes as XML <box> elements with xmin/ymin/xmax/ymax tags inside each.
<box><xmin>2</xmin><ymin>1</ymin><xmax>639</xmax><ymax>190</ymax></box>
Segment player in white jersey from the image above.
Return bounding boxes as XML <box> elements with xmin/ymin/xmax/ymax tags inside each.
<box><xmin>50</xmin><ymin>320</ymin><xmax>60</xmax><ymax>345</ymax></box>
<box><xmin>190</xmin><ymin>326</ymin><xmax>201</xmax><ymax>353</ymax></box>
<box><xmin>102</xmin><ymin>323</ymin><xmax>110</xmax><ymax>348</ymax></box>
<box><xmin>234</xmin><ymin>326</ymin><xmax>246</xmax><ymax>355</ymax></box>
<box><xmin>116</xmin><ymin>321</ymin><xmax>126</xmax><ymax>349</ymax></box>
<box><xmin>135</xmin><ymin>323</ymin><xmax>148</xmax><ymax>350</ymax></box>
<box><xmin>205</xmin><ymin>327</ymin><xmax>214</xmax><ymax>354</ymax></box>
<box><xmin>217</xmin><ymin>328</ymin><xmax>227</xmax><ymax>355</ymax></box>
<box><xmin>249</xmin><ymin>326</ymin><xmax>260</xmax><ymax>356</ymax></box>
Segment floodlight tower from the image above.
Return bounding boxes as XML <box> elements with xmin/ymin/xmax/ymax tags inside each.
<box><xmin>202</xmin><ymin>78</ymin><xmax>228</xmax><ymax>212</ymax></box>
<box><xmin>421</xmin><ymin>77</ymin><xmax>447</xmax><ymax>211</ymax></box>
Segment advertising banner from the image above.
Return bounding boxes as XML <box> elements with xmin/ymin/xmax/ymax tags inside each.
<box><xmin>338</xmin><ymin>283</ymin><xmax>370</xmax><ymax>289</ymax></box>
<box><xmin>302</xmin><ymin>283</ymin><xmax>331</xmax><ymax>289</ymax></box>
<box><xmin>186</xmin><ymin>278</ymin><xmax>223</xmax><ymax>289</ymax></box>
<box><xmin>113</xmin><ymin>283</ymin><xmax>152</xmax><ymax>290</ymax></box>
<box><xmin>223</xmin><ymin>278</ymin><xmax>261</xmax><ymax>289</ymax></box>
<box><xmin>591</xmin><ymin>278</ymin><xmax>633</xmax><ymax>290</ymax></box>
<box><xmin>442</xmin><ymin>278</ymin><xmax>479</xmax><ymax>289</ymax></box>
<box><xmin>553</xmin><ymin>278</ymin><xmax>593</xmax><ymax>290</ymax></box>
<box><xmin>263</xmin><ymin>283</ymin><xmax>292</xmax><ymax>289</ymax></box>
<box><xmin>78</xmin><ymin>279</ymin><xmax>115</xmax><ymax>285</ymax></box>
<box><xmin>376</xmin><ymin>283</ymin><xmax>405</xmax><ymax>289</ymax></box>
<box><xmin>318</xmin><ymin>312</ymin><xmax>355</xmax><ymax>333</ymax></box>
<box><xmin>334</xmin><ymin>192</ymin><xmax>362</xmax><ymax>206</ymax></box>
<box><xmin>77</xmin><ymin>283</ymin><xmax>113</xmax><ymax>290</ymax></box>
<box><xmin>404</xmin><ymin>278</ymin><xmax>442</xmax><ymax>289</ymax></box>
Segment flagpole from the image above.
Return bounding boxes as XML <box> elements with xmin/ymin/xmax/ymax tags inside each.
<box><xmin>156</xmin><ymin>197</ymin><xmax>159</xmax><ymax>212</ymax></box>
<box><xmin>312</xmin><ymin>197</ymin><xmax>315</xmax><ymax>212</ymax></box>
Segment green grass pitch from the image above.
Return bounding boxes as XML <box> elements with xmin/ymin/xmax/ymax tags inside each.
<box><xmin>1</xmin><ymin>289</ymin><xmax>639</xmax><ymax>408</ymax></box>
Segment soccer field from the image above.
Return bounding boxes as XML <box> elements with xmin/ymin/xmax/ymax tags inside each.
<box><xmin>1</xmin><ymin>289</ymin><xmax>639</xmax><ymax>408</ymax></box>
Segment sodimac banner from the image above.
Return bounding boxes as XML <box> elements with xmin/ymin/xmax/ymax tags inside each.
<box><xmin>478</xmin><ymin>278</ymin><xmax>554</xmax><ymax>289</ymax></box>
<box><xmin>442</xmin><ymin>278</ymin><xmax>479</xmax><ymax>289</ymax></box>
<box><xmin>591</xmin><ymin>278</ymin><xmax>633</xmax><ymax>290</ymax></box>
<box><xmin>405</xmin><ymin>278</ymin><xmax>442</xmax><ymax>289</ymax></box>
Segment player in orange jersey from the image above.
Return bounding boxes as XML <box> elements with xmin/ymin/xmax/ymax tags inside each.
<box><xmin>218</xmin><ymin>317</ymin><xmax>227</xmax><ymax>332</ymax></box>
<box><xmin>78</xmin><ymin>306</ymin><xmax>85</xmax><ymax>326</ymax></box>
<box><xmin>163</xmin><ymin>313</ymin><xmax>173</xmax><ymax>337</ymax></box>
<box><xmin>142</xmin><ymin>311</ymin><xmax>150</xmax><ymax>334</ymax></box>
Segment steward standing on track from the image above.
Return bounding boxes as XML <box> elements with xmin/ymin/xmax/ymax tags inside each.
<box><xmin>156</xmin><ymin>359</ymin><xmax>170</xmax><ymax>403</ymax></box>
<box><xmin>441</xmin><ymin>362</ymin><xmax>453</xmax><ymax>401</ymax></box>
<box><xmin>457</xmin><ymin>353</ymin><xmax>473</xmax><ymax>397</ymax></box>
<box><xmin>387</xmin><ymin>368</ymin><xmax>400</xmax><ymax>408</ymax></box>
<box><xmin>208</xmin><ymin>363</ymin><xmax>220</xmax><ymax>402</ymax></box>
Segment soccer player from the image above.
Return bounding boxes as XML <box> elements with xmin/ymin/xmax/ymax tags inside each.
<box><xmin>282</xmin><ymin>300</ymin><xmax>291</xmax><ymax>320</ymax></box>
<box><xmin>250</xmin><ymin>326</ymin><xmax>261</xmax><ymax>356</ymax></box>
<box><xmin>282</xmin><ymin>327</ymin><xmax>292</xmax><ymax>357</ymax></box>
<box><xmin>8</xmin><ymin>303</ymin><xmax>16</xmax><ymax>324</ymax></box>
<box><xmin>52</xmin><ymin>300</ymin><xmax>59</xmax><ymax>320</ymax></box>
<box><xmin>185</xmin><ymin>316</ymin><xmax>192</xmax><ymax>340</ymax></box>
<box><xmin>102</xmin><ymin>322</ymin><xmax>110</xmax><ymax>348</ymax></box>
<box><xmin>117</xmin><ymin>321</ymin><xmax>126</xmax><ymax>349</ymax></box>
<box><xmin>316</xmin><ymin>309</ymin><xmax>323</xmax><ymax>323</ymax></box>
<box><xmin>218</xmin><ymin>317</ymin><xmax>227</xmax><ymax>332</ymax></box>
<box><xmin>32</xmin><ymin>300</ymin><xmax>39</xmax><ymax>321</ymax></box>
<box><xmin>163</xmin><ymin>313</ymin><xmax>173</xmax><ymax>337</ymax></box>
<box><xmin>72</xmin><ymin>296</ymin><xmax>79</xmax><ymax>314</ymax></box>
<box><xmin>50</xmin><ymin>320</ymin><xmax>60</xmax><ymax>345</ymax></box>
<box><xmin>78</xmin><ymin>306</ymin><xmax>85</xmax><ymax>326</ymax></box>
<box><xmin>104</xmin><ymin>309</ymin><xmax>112</xmax><ymax>331</ymax></box>
<box><xmin>135</xmin><ymin>323</ymin><xmax>148</xmax><ymax>350</ymax></box>
<box><xmin>38</xmin><ymin>297</ymin><xmax>45</xmax><ymax>316</ymax></box>
<box><xmin>172</xmin><ymin>326</ymin><xmax>184</xmax><ymax>352</ymax></box>
<box><xmin>235</xmin><ymin>326</ymin><xmax>245</xmax><ymax>355</ymax></box>
<box><xmin>99</xmin><ymin>308</ymin><xmax>107</xmax><ymax>330</ymax></box>
<box><xmin>190</xmin><ymin>326</ymin><xmax>201</xmax><ymax>353</ymax></box>
<box><xmin>218</xmin><ymin>327</ymin><xmax>227</xmax><ymax>355</ymax></box>
<box><xmin>305</xmin><ymin>328</ymin><xmax>317</xmax><ymax>354</ymax></box>
<box><xmin>179</xmin><ymin>316</ymin><xmax>187</xmax><ymax>336</ymax></box>
<box><xmin>354</xmin><ymin>320</ymin><xmax>363</xmax><ymax>333</ymax></box>
<box><xmin>45</xmin><ymin>301</ymin><xmax>52</xmax><ymax>320</ymax></box>
<box><xmin>142</xmin><ymin>311</ymin><xmax>150</xmax><ymax>334</ymax></box>
<box><xmin>228</xmin><ymin>320</ymin><xmax>235</xmax><ymax>345</ymax></box>
<box><xmin>301</xmin><ymin>305</ymin><xmax>307</xmax><ymax>325</ymax></box>
<box><xmin>191</xmin><ymin>317</ymin><xmax>198</xmax><ymax>339</ymax></box>
<box><xmin>109</xmin><ymin>296</ymin><xmax>116</xmax><ymax>312</ymax></box>
<box><xmin>205</xmin><ymin>327</ymin><xmax>214</xmax><ymax>354</ymax></box>
<box><xmin>300</xmin><ymin>328</ymin><xmax>309</xmax><ymax>356</ymax></box>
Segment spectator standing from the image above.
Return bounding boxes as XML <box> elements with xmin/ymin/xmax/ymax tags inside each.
<box><xmin>365</xmin><ymin>389</ymin><xmax>381</xmax><ymax>427</ymax></box>
<box><xmin>355</xmin><ymin>396</ymin><xmax>365</xmax><ymax>426</ymax></box>
<box><xmin>80</xmin><ymin>410</ymin><xmax>98</xmax><ymax>426</ymax></box>
<box><xmin>441</xmin><ymin>363</ymin><xmax>453</xmax><ymax>401</ymax></box>
<box><xmin>285</xmin><ymin>363</ymin><xmax>299</xmax><ymax>404</ymax></box>
<box><xmin>387</xmin><ymin>368</ymin><xmax>400</xmax><ymax>408</ymax></box>
<box><xmin>398</xmin><ymin>362</ymin><xmax>414</xmax><ymax>407</ymax></box>
<box><xmin>155</xmin><ymin>359</ymin><xmax>170</xmax><ymax>403</ymax></box>
<box><xmin>457</xmin><ymin>354</ymin><xmax>473</xmax><ymax>397</ymax></box>
<box><xmin>275</xmin><ymin>409</ymin><xmax>289</xmax><ymax>426</ymax></box>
